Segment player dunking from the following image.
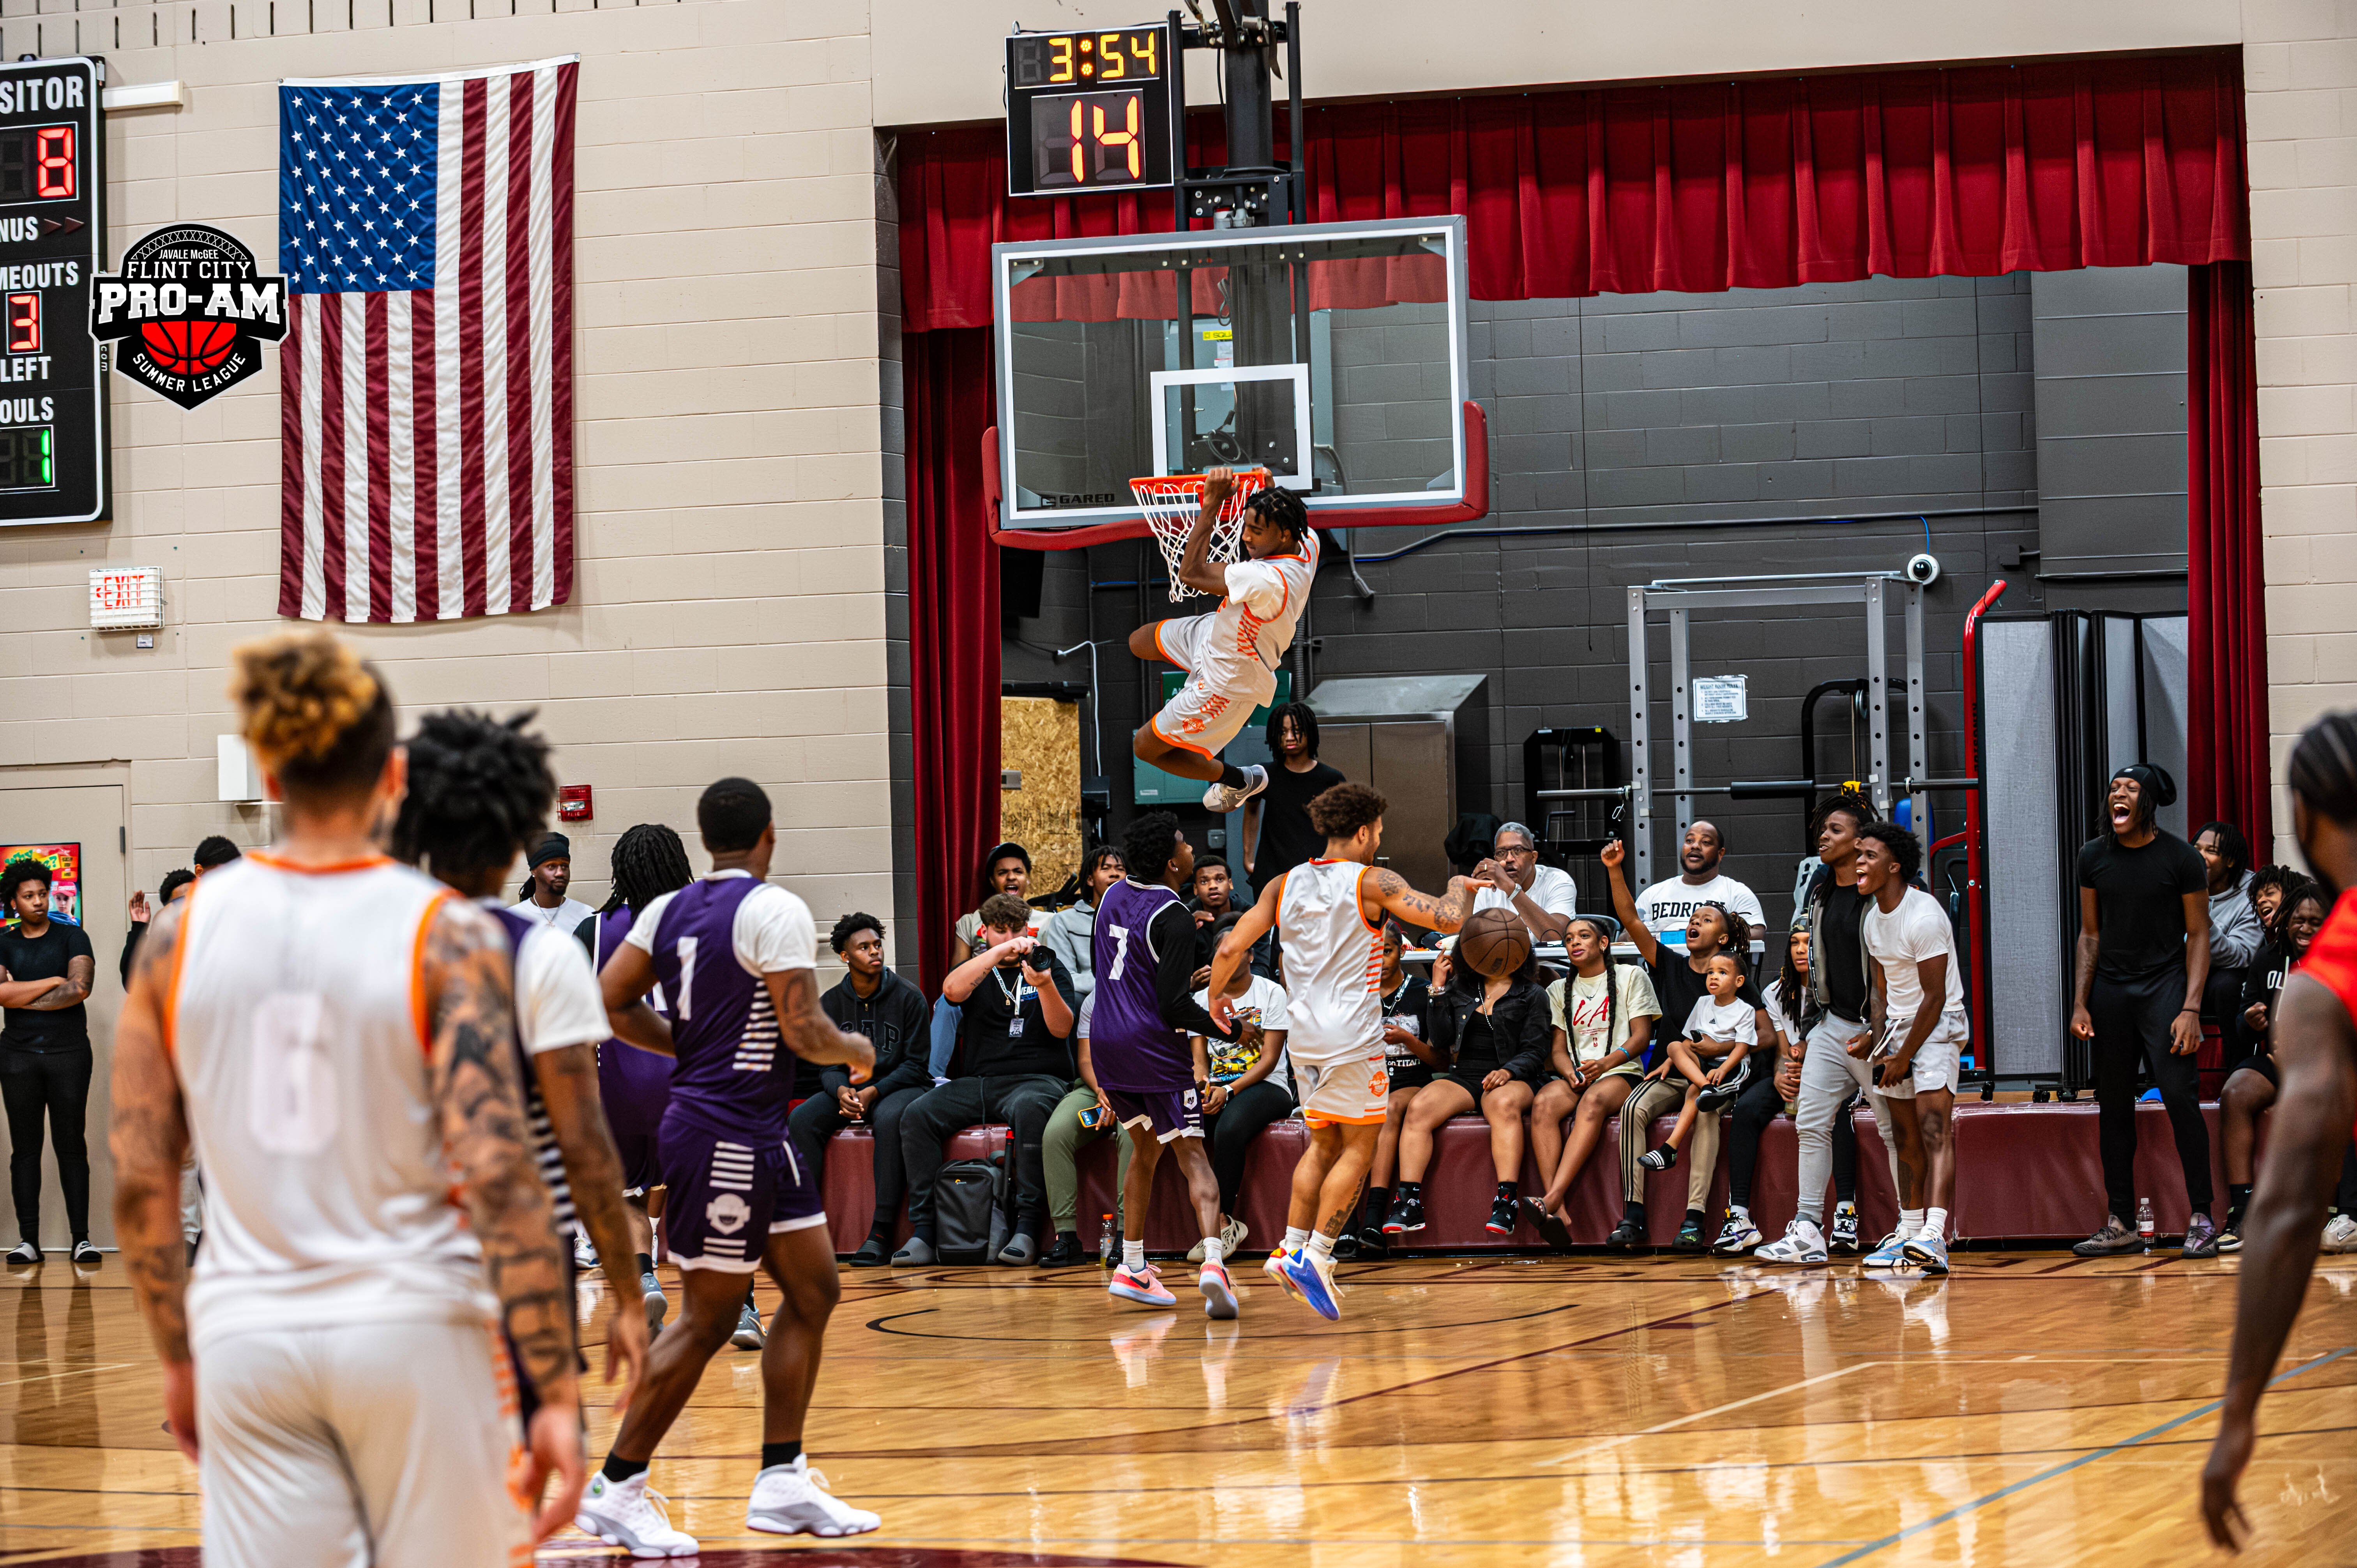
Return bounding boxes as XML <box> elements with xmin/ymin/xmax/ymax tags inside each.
<box><xmin>578</xmin><ymin>777</ymin><xmax>880</xmax><ymax>1552</ymax></box>
<box><xmin>1127</xmin><ymin>467</ymin><xmax>1319</xmax><ymax>813</ymax></box>
<box><xmin>108</xmin><ymin>632</ymin><xmax>584</xmax><ymax>1567</ymax></box>
<box><xmin>1210</xmin><ymin>782</ymin><xmax>1477</xmax><ymax>1319</ymax></box>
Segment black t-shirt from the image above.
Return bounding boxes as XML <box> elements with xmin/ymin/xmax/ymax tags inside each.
<box><xmin>1256</xmin><ymin>760</ymin><xmax>1347</xmax><ymax>879</ymax></box>
<box><xmin>958</xmin><ymin>947</ymin><xmax>1077</xmax><ymax>1080</ymax></box>
<box><xmin>1645</xmin><ymin>947</ymin><xmax>1763</xmax><ymax>1069</ymax></box>
<box><xmin>2078</xmin><ymin>831</ymin><xmax>2208</xmax><ymax>982</ymax></box>
<box><xmin>1816</xmin><ymin>878</ymin><xmax>1872</xmax><ymax>1019</ymax></box>
<box><xmin>0</xmin><ymin>919</ymin><xmax>94</xmax><ymax>1052</ymax></box>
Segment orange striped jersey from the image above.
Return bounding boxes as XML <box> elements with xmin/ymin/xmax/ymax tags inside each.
<box><xmin>1199</xmin><ymin>529</ymin><xmax>1318</xmax><ymax>696</ymax></box>
<box><xmin>1276</xmin><ymin>856</ymin><xmax>1384</xmax><ymax>1064</ymax></box>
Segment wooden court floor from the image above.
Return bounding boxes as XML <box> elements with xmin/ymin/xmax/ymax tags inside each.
<box><xmin>5</xmin><ymin>1248</ymin><xmax>2355</xmax><ymax>1566</ymax></box>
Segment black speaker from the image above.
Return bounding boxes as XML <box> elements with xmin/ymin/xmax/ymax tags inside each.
<box><xmin>1000</xmin><ymin>546</ymin><xmax>1044</xmax><ymax>622</ymax></box>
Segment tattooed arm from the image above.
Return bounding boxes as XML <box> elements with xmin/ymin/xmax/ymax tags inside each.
<box><xmin>1366</xmin><ymin>867</ymin><xmax>1477</xmax><ymax>936</ymax></box>
<box><xmin>766</xmin><ymin>968</ymin><xmax>876</xmax><ymax>1079</ymax></box>
<box><xmin>10</xmin><ymin>952</ymin><xmax>92</xmax><ymax>1009</ymax></box>
<box><xmin>108</xmin><ymin>901</ymin><xmax>198</xmax><ymax>1460</ymax></box>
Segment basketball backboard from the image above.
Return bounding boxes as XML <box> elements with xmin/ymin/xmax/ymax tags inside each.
<box><xmin>986</xmin><ymin>215</ymin><xmax>1484</xmax><ymax>546</ymax></box>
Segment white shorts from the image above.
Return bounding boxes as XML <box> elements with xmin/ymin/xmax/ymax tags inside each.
<box><xmin>197</xmin><ymin>1319</ymin><xmax>531</xmax><ymax>1568</ymax></box>
<box><xmin>1292</xmin><ymin>1050</ymin><xmax>1389</xmax><ymax>1128</ymax></box>
<box><xmin>1874</xmin><ymin>1011</ymin><xmax>1967</xmax><ymax>1099</ymax></box>
<box><xmin>1148</xmin><ymin>614</ymin><xmax>1269</xmax><ymax>761</ymax></box>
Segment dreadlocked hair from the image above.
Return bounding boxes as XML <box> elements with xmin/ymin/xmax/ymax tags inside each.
<box><xmin>2290</xmin><ymin>712</ymin><xmax>2357</xmax><ymax>823</ymax></box>
<box><xmin>229</xmin><ymin>631</ymin><xmax>396</xmax><ymax>802</ymax></box>
<box><xmin>389</xmin><ymin>709</ymin><xmax>555</xmax><ymax>886</ymax></box>
<box><xmin>601</xmin><ymin>822</ymin><xmax>695</xmax><ymax>918</ymax></box>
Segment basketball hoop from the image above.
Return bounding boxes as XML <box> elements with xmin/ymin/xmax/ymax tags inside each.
<box><xmin>1128</xmin><ymin>467</ymin><xmax>1272</xmax><ymax>603</ymax></box>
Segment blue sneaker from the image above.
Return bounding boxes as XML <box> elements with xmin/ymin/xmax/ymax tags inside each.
<box><xmin>1281</xmin><ymin>1247</ymin><xmax>1341</xmax><ymax>1321</ymax></box>
<box><xmin>1862</xmin><ymin>1229</ymin><xmax>1914</xmax><ymax>1271</ymax></box>
<box><xmin>1904</xmin><ymin>1231</ymin><xmax>1950</xmax><ymax>1273</ymax></box>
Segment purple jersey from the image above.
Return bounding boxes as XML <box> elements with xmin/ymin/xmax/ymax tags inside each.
<box><xmin>645</xmin><ymin>877</ymin><xmax>788</xmax><ymax>1142</ymax></box>
<box><xmin>1090</xmin><ymin>877</ymin><xmax>1195</xmax><ymax>1092</ymax></box>
<box><xmin>589</xmin><ymin>905</ymin><xmax>671</xmax><ymax>1141</ymax></box>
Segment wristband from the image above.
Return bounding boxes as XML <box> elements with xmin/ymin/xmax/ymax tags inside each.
<box><xmin>2179</xmin><ymin>1008</ymin><xmax>2200</xmax><ymax>1017</ymax></box>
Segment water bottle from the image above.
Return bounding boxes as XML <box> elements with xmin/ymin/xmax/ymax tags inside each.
<box><xmin>1097</xmin><ymin>1212</ymin><xmax>1117</xmax><ymax>1268</ymax></box>
<box><xmin>2136</xmin><ymin>1197</ymin><xmax>2156</xmax><ymax>1245</ymax></box>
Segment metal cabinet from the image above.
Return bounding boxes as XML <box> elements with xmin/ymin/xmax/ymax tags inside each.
<box><xmin>1302</xmin><ymin>674</ymin><xmax>1490</xmax><ymax>895</ymax></box>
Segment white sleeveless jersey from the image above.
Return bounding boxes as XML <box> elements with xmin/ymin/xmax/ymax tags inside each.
<box><xmin>1198</xmin><ymin>530</ymin><xmax>1319</xmax><ymax>697</ymax></box>
<box><xmin>1276</xmin><ymin>857</ymin><xmax>1383</xmax><ymax>1063</ymax></box>
<box><xmin>172</xmin><ymin>854</ymin><xmax>496</xmax><ymax>1347</ymax></box>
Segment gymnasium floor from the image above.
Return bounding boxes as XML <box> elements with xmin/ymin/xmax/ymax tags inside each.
<box><xmin>4</xmin><ymin>1250</ymin><xmax>2353</xmax><ymax>1566</ymax></box>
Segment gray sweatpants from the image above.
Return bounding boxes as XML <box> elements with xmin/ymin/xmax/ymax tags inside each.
<box><xmin>1793</xmin><ymin>1012</ymin><xmax>1902</xmax><ymax>1226</ymax></box>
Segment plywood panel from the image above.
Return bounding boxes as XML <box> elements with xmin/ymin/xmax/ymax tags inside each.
<box><xmin>1000</xmin><ymin>696</ymin><xmax>1081</xmax><ymax>897</ymax></box>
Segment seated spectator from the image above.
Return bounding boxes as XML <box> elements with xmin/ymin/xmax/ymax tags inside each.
<box><xmin>1470</xmin><ymin>821</ymin><xmax>1576</xmax><ymax>943</ymax></box>
<box><xmin>931</xmin><ymin>841</ymin><xmax>1040</xmax><ymax>1077</ymax></box>
<box><xmin>788</xmin><ymin>914</ymin><xmax>934</xmax><ymax>1266</ymax></box>
<box><xmin>1188</xmin><ymin>858</ymin><xmax>1273</xmax><ymax>978</ymax></box>
<box><xmin>1188</xmin><ymin>913</ymin><xmax>1293</xmax><ymax>1262</ymax></box>
<box><xmin>1633</xmin><ymin>953</ymin><xmax>1762</xmax><ymax>1174</ymax></box>
<box><xmin>1382</xmin><ymin>940</ymin><xmax>1552</xmax><ymax>1239</ymax></box>
<box><xmin>1039</xmin><ymin>848</ymin><xmax>1125</xmax><ymax>999</ymax></box>
<box><xmin>1526</xmin><ymin>916</ymin><xmax>1660</xmax><ymax>1250</ymax></box>
<box><xmin>2217</xmin><ymin>879</ymin><xmax>2328</xmax><ymax>1251</ymax></box>
<box><xmin>895</xmin><ymin>893</ymin><xmax>1074</xmax><ymax>1267</ymax></box>
<box><xmin>1634</xmin><ymin>819</ymin><xmax>1768</xmax><ymax>948</ymax></box>
<box><xmin>2198</xmin><ymin>821</ymin><xmax>2262</xmax><ymax>1024</ymax></box>
<box><xmin>120</xmin><ymin>867</ymin><xmax>195</xmax><ymax>986</ymax></box>
<box><xmin>1359</xmin><ymin>923</ymin><xmax>1436</xmax><ymax>1251</ymax></box>
<box><xmin>2250</xmin><ymin>864</ymin><xmax>2297</xmax><ymax>930</ymax></box>
<box><xmin>1038</xmin><ymin>992</ymin><xmax>1121</xmax><ymax>1267</ymax></box>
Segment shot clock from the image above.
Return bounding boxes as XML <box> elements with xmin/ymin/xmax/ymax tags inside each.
<box><xmin>1005</xmin><ymin>23</ymin><xmax>1176</xmax><ymax>197</ymax></box>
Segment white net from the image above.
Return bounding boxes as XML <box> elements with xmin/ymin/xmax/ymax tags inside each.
<box><xmin>1128</xmin><ymin>468</ymin><xmax>1272</xmax><ymax>603</ymax></box>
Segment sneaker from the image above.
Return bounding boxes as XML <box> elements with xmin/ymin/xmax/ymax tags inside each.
<box><xmin>1639</xmin><ymin>1144</ymin><xmax>1677</xmax><ymax>1172</ymax></box>
<box><xmin>746</xmin><ymin>1455</ymin><xmax>880</xmax><ymax>1539</ymax></box>
<box><xmin>1220</xmin><ymin>1214</ymin><xmax>1250</xmax><ymax>1254</ymax></box>
<box><xmin>1382</xmin><ymin>1191</ymin><xmax>1425</xmax><ymax>1235</ymax></box>
<box><xmin>71</xmin><ymin>1240</ymin><xmax>99</xmax><ymax>1265</ymax></box>
<box><xmin>1903</xmin><ymin>1226</ymin><xmax>1950</xmax><ymax>1272</ymax></box>
<box><xmin>1672</xmin><ymin>1216</ymin><xmax>1708</xmax><ymax>1254</ymax></box>
<box><xmin>1110</xmin><ymin>1262</ymin><xmax>1177</xmax><ymax>1307</ymax></box>
<box><xmin>1263</xmin><ymin>1245</ymin><xmax>1306</xmax><ymax>1305</ymax></box>
<box><xmin>1525</xmin><ymin>1199</ymin><xmax>1574</xmax><ymax>1253</ymax></box>
<box><xmin>1486</xmin><ymin>1194</ymin><xmax>1518</xmax><ymax>1235</ymax></box>
<box><xmin>731</xmin><ymin>1302</ymin><xmax>765</xmax><ymax>1350</ymax></box>
<box><xmin>1198</xmin><ymin>1260</ymin><xmax>1239</xmax><ymax>1320</ymax></box>
<box><xmin>1754</xmin><ymin>1217</ymin><xmax>1829</xmax><ymax>1265</ymax></box>
<box><xmin>1201</xmin><ymin>764</ymin><xmax>1269</xmax><ymax>814</ymax></box>
<box><xmin>2182</xmin><ymin>1212</ymin><xmax>2221</xmax><ymax>1259</ymax></box>
<box><xmin>1280</xmin><ymin>1247</ymin><xmax>1341</xmax><ymax>1321</ymax></box>
<box><xmin>5</xmin><ymin>1241</ymin><xmax>36</xmax><ymax>1266</ymax></box>
<box><xmin>641</xmin><ymin>1270</ymin><xmax>668</xmax><ymax>1334</ymax></box>
<box><xmin>576</xmin><ymin>1472</ymin><xmax>699</xmax><ymax>1557</ymax></box>
<box><xmin>2324</xmin><ymin>1214</ymin><xmax>2357</xmax><ymax>1253</ymax></box>
<box><xmin>1604</xmin><ymin>1218</ymin><xmax>1645</xmax><ymax>1252</ymax></box>
<box><xmin>573</xmin><ymin>1230</ymin><xmax>598</xmax><ymax>1270</ymax></box>
<box><xmin>1830</xmin><ymin>1203</ymin><xmax>1861</xmax><ymax>1254</ymax></box>
<box><xmin>1711</xmin><ymin>1210</ymin><xmax>1763</xmax><ymax>1256</ymax></box>
<box><xmin>1862</xmin><ymin>1229</ymin><xmax>1914</xmax><ymax>1270</ymax></box>
<box><xmin>2073</xmin><ymin>1216</ymin><xmax>2142</xmax><ymax>1257</ymax></box>
<box><xmin>1039</xmin><ymin>1232</ymin><xmax>1085</xmax><ymax>1268</ymax></box>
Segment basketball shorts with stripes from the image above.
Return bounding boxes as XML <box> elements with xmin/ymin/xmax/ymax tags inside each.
<box><xmin>1148</xmin><ymin>613</ymin><xmax>1269</xmax><ymax>759</ymax></box>
<box><xmin>1292</xmin><ymin>1049</ymin><xmax>1390</xmax><ymax>1129</ymax></box>
<box><xmin>659</xmin><ymin>1112</ymin><xmax>827</xmax><ymax>1275</ymax></box>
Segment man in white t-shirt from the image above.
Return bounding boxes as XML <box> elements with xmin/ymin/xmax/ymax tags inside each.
<box><xmin>1855</xmin><ymin>821</ymin><xmax>1968</xmax><ymax>1276</ymax></box>
<box><xmin>1127</xmin><ymin>471</ymin><xmax>1320</xmax><ymax>814</ymax></box>
<box><xmin>512</xmin><ymin>833</ymin><xmax>595</xmax><ymax>936</ymax></box>
<box><xmin>1634</xmin><ymin>820</ymin><xmax>1766</xmax><ymax>948</ymax></box>
<box><xmin>1471</xmin><ymin>821</ymin><xmax>1576</xmax><ymax>942</ymax></box>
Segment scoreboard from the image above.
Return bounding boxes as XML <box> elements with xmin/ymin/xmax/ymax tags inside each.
<box><xmin>0</xmin><ymin>58</ymin><xmax>103</xmax><ymax>526</ymax></box>
<box><xmin>1005</xmin><ymin>23</ymin><xmax>1176</xmax><ymax>198</ymax></box>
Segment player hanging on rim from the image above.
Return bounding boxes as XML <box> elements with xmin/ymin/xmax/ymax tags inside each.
<box><xmin>578</xmin><ymin>777</ymin><xmax>881</xmax><ymax>1552</ymax></box>
<box><xmin>1127</xmin><ymin>466</ymin><xmax>1319</xmax><ymax>813</ymax></box>
<box><xmin>1210</xmin><ymin>782</ymin><xmax>1479</xmax><ymax>1320</ymax></box>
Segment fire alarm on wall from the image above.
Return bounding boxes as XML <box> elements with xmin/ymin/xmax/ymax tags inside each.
<box><xmin>558</xmin><ymin>784</ymin><xmax>592</xmax><ymax>823</ymax></box>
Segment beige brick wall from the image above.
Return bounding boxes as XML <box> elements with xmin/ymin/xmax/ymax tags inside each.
<box><xmin>0</xmin><ymin>0</ymin><xmax>899</xmax><ymax>957</ymax></box>
<box><xmin>2247</xmin><ymin>0</ymin><xmax>2357</xmax><ymax>862</ymax></box>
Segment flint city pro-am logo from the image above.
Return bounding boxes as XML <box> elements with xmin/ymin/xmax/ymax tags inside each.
<box><xmin>88</xmin><ymin>224</ymin><xmax>286</xmax><ymax>410</ymax></box>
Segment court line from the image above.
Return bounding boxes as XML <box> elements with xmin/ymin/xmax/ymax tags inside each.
<box><xmin>1533</xmin><ymin>1361</ymin><xmax>1883</xmax><ymax>1468</ymax></box>
<box><xmin>0</xmin><ymin>1360</ymin><xmax>146</xmax><ymax>1390</ymax></box>
<box><xmin>1809</xmin><ymin>1345</ymin><xmax>2353</xmax><ymax>1566</ymax></box>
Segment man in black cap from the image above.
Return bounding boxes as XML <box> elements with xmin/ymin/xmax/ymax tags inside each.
<box><xmin>514</xmin><ymin>832</ymin><xmax>594</xmax><ymax>937</ymax></box>
<box><xmin>2071</xmin><ymin>762</ymin><xmax>2219</xmax><ymax>1257</ymax></box>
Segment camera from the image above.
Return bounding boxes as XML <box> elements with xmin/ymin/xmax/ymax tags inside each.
<box><xmin>1904</xmin><ymin>552</ymin><xmax>1941</xmax><ymax>586</ymax></box>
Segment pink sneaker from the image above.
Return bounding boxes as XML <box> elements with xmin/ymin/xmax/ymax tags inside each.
<box><xmin>1109</xmin><ymin>1261</ymin><xmax>1176</xmax><ymax>1307</ymax></box>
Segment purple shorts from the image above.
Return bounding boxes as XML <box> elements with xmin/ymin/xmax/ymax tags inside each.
<box><xmin>615</xmin><ymin>1128</ymin><xmax>663</xmax><ymax>1195</ymax></box>
<box><xmin>1105</xmin><ymin>1085</ymin><xmax>1204</xmax><ymax>1143</ymax></box>
<box><xmin>658</xmin><ymin>1112</ymin><xmax>825</xmax><ymax>1274</ymax></box>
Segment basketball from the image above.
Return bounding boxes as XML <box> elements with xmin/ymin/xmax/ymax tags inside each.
<box><xmin>141</xmin><ymin>318</ymin><xmax>237</xmax><ymax>375</ymax></box>
<box><xmin>1456</xmin><ymin>907</ymin><xmax>1530</xmax><ymax>978</ymax></box>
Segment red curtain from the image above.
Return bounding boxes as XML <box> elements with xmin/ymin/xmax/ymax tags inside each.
<box><xmin>905</xmin><ymin>326</ymin><xmax>999</xmax><ymax>994</ymax></box>
<box><xmin>901</xmin><ymin>51</ymin><xmax>2248</xmax><ymax>331</ymax></box>
<box><xmin>2186</xmin><ymin>260</ymin><xmax>2269</xmax><ymax>850</ymax></box>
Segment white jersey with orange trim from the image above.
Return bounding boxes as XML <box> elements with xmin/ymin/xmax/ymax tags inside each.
<box><xmin>171</xmin><ymin>853</ymin><xmax>498</xmax><ymax>1349</ymax></box>
<box><xmin>1176</xmin><ymin>530</ymin><xmax>1319</xmax><ymax>700</ymax></box>
<box><xmin>1276</xmin><ymin>855</ymin><xmax>1384</xmax><ymax>1064</ymax></box>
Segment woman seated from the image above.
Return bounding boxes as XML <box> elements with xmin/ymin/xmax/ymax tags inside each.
<box><xmin>1382</xmin><ymin>939</ymin><xmax>1553</xmax><ymax>1238</ymax></box>
<box><xmin>1358</xmin><ymin>923</ymin><xmax>1435</xmax><ymax>1252</ymax></box>
<box><xmin>2217</xmin><ymin>878</ymin><xmax>2328</xmax><ymax>1251</ymax></box>
<box><xmin>1525</xmin><ymin>915</ymin><xmax>1661</xmax><ymax>1251</ymax></box>
<box><xmin>1187</xmin><ymin>913</ymin><xmax>1294</xmax><ymax>1261</ymax></box>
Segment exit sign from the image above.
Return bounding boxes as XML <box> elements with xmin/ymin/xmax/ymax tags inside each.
<box><xmin>88</xmin><ymin>565</ymin><xmax>160</xmax><ymax>628</ymax></box>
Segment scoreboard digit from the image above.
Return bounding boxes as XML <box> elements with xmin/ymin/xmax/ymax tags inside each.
<box><xmin>1005</xmin><ymin>23</ymin><xmax>1175</xmax><ymax>198</ymax></box>
<box><xmin>0</xmin><ymin>58</ymin><xmax>103</xmax><ymax>526</ymax></box>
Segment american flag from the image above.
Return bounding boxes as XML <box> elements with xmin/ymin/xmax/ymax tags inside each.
<box><xmin>277</xmin><ymin>57</ymin><xmax>576</xmax><ymax>623</ymax></box>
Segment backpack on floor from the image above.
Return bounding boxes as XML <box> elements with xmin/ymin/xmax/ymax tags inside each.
<box><xmin>933</xmin><ymin>1152</ymin><xmax>1007</xmax><ymax>1263</ymax></box>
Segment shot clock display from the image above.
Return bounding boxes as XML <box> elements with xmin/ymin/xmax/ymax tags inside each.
<box><xmin>0</xmin><ymin>425</ymin><xmax>56</xmax><ymax>491</ymax></box>
<box><xmin>1006</xmin><ymin>23</ymin><xmax>1175</xmax><ymax>198</ymax></box>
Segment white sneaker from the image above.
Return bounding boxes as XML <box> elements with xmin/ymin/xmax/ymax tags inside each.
<box><xmin>573</xmin><ymin>1229</ymin><xmax>598</xmax><ymax>1269</ymax></box>
<box><xmin>1202</xmin><ymin>764</ymin><xmax>1269</xmax><ymax>814</ymax></box>
<box><xmin>746</xmin><ymin>1455</ymin><xmax>880</xmax><ymax>1538</ymax></box>
<box><xmin>576</xmin><ymin>1472</ymin><xmax>698</xmax><ymax>1557</ymax></box>
<box><xmin>2324</xmin><ymin>1214</ymin><xmax>2357</xmax><ymax>1252</ymax></box>
<box><xmin>1754</xmin><ymin>1217</ymin><xmax>1829</xmax><ymax>1265</ymax></box>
